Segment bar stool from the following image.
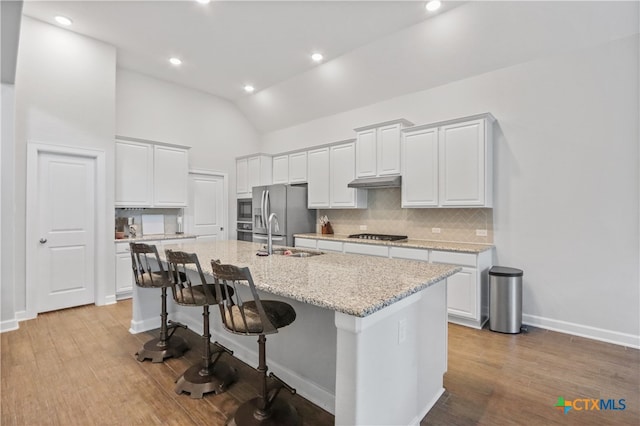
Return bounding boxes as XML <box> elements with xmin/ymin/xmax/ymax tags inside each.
<box><xmin>129</xmin><ymin>243</ymin><xmax>189</xmax><ymax>363</ymax></box>
<box><xmin>210</xmin><ymin>259</ymin><xmax>300</xmax><ymax>426</ymax></box>
<box><xmin>165</xmin><ymin>250</ymin><xmax>238</xmax><ymax>399</ymax></box>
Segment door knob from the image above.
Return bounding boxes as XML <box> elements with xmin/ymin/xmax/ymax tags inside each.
<box><xmin>39</xmin><ymin>238</ymin><xmax>47</xmax><ymax>244</ymax></box>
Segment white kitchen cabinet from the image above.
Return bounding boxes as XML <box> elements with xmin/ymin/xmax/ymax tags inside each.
<box><xmin>272</xmin><ymin>151</ymin><xmax>308</xmax><ymax>184</ymax></box>
<box><xmin>307</xmin><ymin>147</ymin><xmax>330</xmax><ymax>208</ymax></box>
<box><xmin>236</xmin><ymin>158</ymin><xmax>249</xmax><ymax>195</ymax></box>
<box><xmin>288</xmin><ymin>151</ymin><xmax>308</xmax><ymax>183</ymax></box>
<box><xmin>439</xmin><ymin>118</ymin><xmax>492</xmax><ymax>207</ymax></box>
<box><xmin>236</xmin><ymin>155</ymin><xmax>272</xmax><ymax>199</ymax></box>
<box><xmin>115</xmin><ymin>140</ymin><xmax>154</xmax><ymax>207</ymax></box>
<box><xmin>355</xmin><ymin>119</ymin><xmax>412</xmax><ymax>178</ymax></box>
<box><xmin>115</xmin><ymin>140</ymin><xmax>189</xmax><ymax>208</ymax></box>
<box><xmin>401</xmin><ymin>113</ymin><xmax>494</xmax><ymax>208</ymax></box>
<box><xmin>344</xmin><ymin>242</ymin><xmax>388</xmax><ymax>257</ymax></box>
<box><xmin>316</xmin><ymin>239</ymin><xmax>343</xmax><ymax>253</ymax></box>
<box><xmin>153</xmin><ymin>145</ymin><xmax>189</xmax><ymax>206</ymax></box>
<box><xmin>272</xmin><ymin>154</ymin><xmax>289</xmax><ymax>184</ymax></box>
<box><xmin>401</xmin><ymin>126</ymin><xmax>439</xmax><ymax>207</ymax></box>
<box><xmin>115</xmin><ymin>242</ymin><xmax>134</xmax><ymax>298</ymax></box>
<box><xmin>445</xmin><ymin>267</ymin><xmax>478</xmax><ymax>320</ymax></box>
<box><xmin>297</xmin><ymin>236</ymin><xmax>493</xmax><ymax>329</ymax></box>
<box><xmin>294</xmin><ymin>237</ymin><xmax>317</xmax><ymax>249</ymax></box>
<box><xmin>389</xmin><ymin>246</ymin><xmax>429</xmax><ymax>262</ymax></box>
<box><xmin>330</xmin><ymin>142</ymin><xmax>367</xmax><ymax>208</ymax></box>
<box><xmin>430</xmin><ymin>249</ymin><xmax>492</xmax><ymax>329</ymax></box>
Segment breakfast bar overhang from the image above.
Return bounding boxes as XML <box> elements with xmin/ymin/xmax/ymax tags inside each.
<box><xmin>130</xmin><ymin>240</ymin><xmax>460</xmax><ymax>425</ymax></box>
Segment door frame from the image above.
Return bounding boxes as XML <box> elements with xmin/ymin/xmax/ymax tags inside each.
<box><xmin>187</xmin><ymin>168</ymin><xmax>228</xmax><ymax>240</ymax></box>
<box><xmin>25</xmin><ymin>142</ymin><xmax>107</xmax><ymax>319</ymax></box>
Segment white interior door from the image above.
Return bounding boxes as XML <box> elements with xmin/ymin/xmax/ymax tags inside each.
<box><xmin>36</xmin><ymin>152</ymin><xmax>96</xmax><ymax>313</ymax></box>
<box><xmin>185</xmin><ymin>172</ymin><xmax>226</xmax><ymax>240</ymax></box>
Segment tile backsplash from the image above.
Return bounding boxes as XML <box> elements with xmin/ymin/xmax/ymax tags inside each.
<box><xmin>318</xmin><ymin>188</ymin><xmax>493</xmax><ymax>244</ymax></box>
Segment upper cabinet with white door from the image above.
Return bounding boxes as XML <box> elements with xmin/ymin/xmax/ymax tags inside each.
<box><xmin>307</xmin><ymin>143</ymin><xmax>366</xmax><ymax>209</ymax></box>
<box><xmin>272</xmin><ymin>151</ymin><xmax>308</xmax><ymax>185</ymax></box>
<box><xmin>236</xmin><ymin>154</ymin><xmax>272</xmax><ymax>198</ymax></box>
<box><xmin>307</xmin><ymin>147</ymin><xmax>330</xmax><ymax>208</ymax></box>
<box><xmin>401</xmin><ymin>113</ymin><xmax>494</xmax><ymax>208</ymax></box>
<box><xmin>329</xmin><ymin>142</ymin><xmax>367</xmax><ymax>208</ymax></box>
<box><xmin>355</xmin><ymin>119</ymin><xmax>413</xmax><ymax>178</ymax></box>
<box><xmin>115</xmin><ymin>139</ymin><xmax>189</xmax><ymax>207</ymax></box>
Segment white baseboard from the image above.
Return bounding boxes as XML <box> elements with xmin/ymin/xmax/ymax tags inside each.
<box><xmin>0</xmin><ymin>319</ymin><xmax>19</xmax><ymax>333</ymax></box>
<box><xmin>173</xmin><ymin>311</ymin><xmax>336</xmax><ymax>414</ymax></box>
<box><xmin>129</xmin><ymin>317</ymin><xmax>161</xmax><ymax>334</ymax></box>
<box><xmin>410</xmin><ymin>387</ymin><xmax>445</xmax><ymax>426</ymax></box>
<box><xmin>103</xmin><ymin>295</ymin><xmax>117</xmax><ymax>305</ymax></box>
<box><xmin>523</xmin><ymin>314</ymin><xmax>640</xmax><ymax>349</ymax></box>
<box><xmin>15</xmin><ymin>310</ymin><xmax>33</xmax><ymax>322</ymax></box>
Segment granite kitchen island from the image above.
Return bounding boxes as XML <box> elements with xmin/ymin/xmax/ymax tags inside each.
<box><xmin>130</xmin><ymin>240</ymin><xmax>459</xmax><ymax>425</ymax></box>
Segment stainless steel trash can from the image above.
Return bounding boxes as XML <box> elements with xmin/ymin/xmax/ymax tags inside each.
<box><xmin>489</xmin><ymin>266</ymin><xmax>523</xmax><ymax>334</ymax></box>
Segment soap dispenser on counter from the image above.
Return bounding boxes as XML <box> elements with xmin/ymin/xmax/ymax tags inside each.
<box><xmin>176</xmin><ymin>210</ymin><xmax>184</xmax><ymax>234</ymax></box>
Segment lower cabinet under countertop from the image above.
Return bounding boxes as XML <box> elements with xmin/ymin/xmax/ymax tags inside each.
<box><xmin>295</xmin><ymin>236</ymin><xmax>494</xmax><ymax>329</ymax></box>
<box><xmin>114</xmin><ymin>236</ymin><xmax>197</xmax><ymax>299</ymax></box>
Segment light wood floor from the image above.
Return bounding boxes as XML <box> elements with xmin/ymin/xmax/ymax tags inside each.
<box><xmin>1</xmin><ymin>300</ymin><xmax>638</xmax><ymax>425</ymax></box>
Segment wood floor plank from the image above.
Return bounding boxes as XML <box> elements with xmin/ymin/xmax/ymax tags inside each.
<box><xmin>2</xmin><ymin>302</ymin><xmax>638</xmax><ymax>425</ymax></box>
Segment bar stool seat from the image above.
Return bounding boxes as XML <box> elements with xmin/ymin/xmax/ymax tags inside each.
<box><xmin>130</xmin><ymin>243</ymin><xmax>189</xmax><ymax>363</ymax></box>
<box><xmin>165</xmin><ymin>250</ymin><xmax>238</xmax><ymax>399</ymax></box>
<box><xmin>210</xmin><ymin>259</ymin><xmax>301</xmax><ymax>426</ymax></box>
<box><xmin>221</xmin><ymin>301</ymin><xmax>296</xmax><ymax>334</ymax></box>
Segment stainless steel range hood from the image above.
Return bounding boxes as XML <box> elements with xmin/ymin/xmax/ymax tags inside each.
<box><xmin>347</xmin><ymin>175</ymin><xmax>401</xmax><ymax>189</ymax></box>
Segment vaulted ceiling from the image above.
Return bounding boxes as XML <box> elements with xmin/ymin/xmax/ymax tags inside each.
<box><xmin>21</xmin><ymin>1</ymin><xmax>639</xmax><ymax>132</ymax></box>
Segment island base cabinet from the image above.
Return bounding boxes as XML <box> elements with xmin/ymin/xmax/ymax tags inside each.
<box><xmin>334</xmin><ymin>282</ymin><xmax>447</xmax><ymax>426</ymax></box>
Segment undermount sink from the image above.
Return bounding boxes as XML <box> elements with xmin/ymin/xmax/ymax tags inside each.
<box><xmin>270</xmin><ymin>248</ymin><xmax>324</xmax><ymax>258</ymax></box>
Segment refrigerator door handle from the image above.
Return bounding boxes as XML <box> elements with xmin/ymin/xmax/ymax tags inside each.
<box><xmin>265</xmin><ymin>190</ymin><xmax>271</xmax><ymax>219</ymax></box>
<box><xmin>260</xmin><ymin>189</ymin><xmax>266</xmax><ymax>228</ymax></box>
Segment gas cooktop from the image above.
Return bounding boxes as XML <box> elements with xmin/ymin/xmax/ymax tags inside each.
<box><xmin>347</xmin><ymin>233</ymin><xmax>408</xmax><ymax>242</ymax></box>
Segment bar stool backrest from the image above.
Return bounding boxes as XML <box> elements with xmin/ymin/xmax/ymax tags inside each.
<box><xmin>165</xmin><ymin>250</ymin><xmax>218</xmax><ymax>306</ymax></box>
<box><xmin>210</xmin><ymin>259</ymin><xmax>277</xmax><ymax>336</ymax></box>
<box><xmin>130</xmin><ymin>243</ymin><xmax>167</xmax><ymax>288</ymax></box>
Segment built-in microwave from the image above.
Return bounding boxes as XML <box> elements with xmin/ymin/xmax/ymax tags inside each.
<box><xmin>237</xmin><ymin>198</ymin><xmax>252</xmax><ymax>222</ymax></box>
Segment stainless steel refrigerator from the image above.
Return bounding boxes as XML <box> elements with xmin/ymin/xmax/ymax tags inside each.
<box><xmin>252</xmin><ymin>184</ymin><xmax>315</xmax><ymax>247</ymax></box>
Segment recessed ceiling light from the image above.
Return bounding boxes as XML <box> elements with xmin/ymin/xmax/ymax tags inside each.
<box><xmin>426</xmin><ymin>1</ymin><xmax>442</xmax><ymax>12</ymax></box>
<box><xmin>169</xmin><ymin>57</ymin><xmax>182</xmax><ymax>66</ymax></box>
<box><xmin>244</xmin><ymin>85</ymin><xmax>255</xmax><ymax>93</ymax></box>
<box><xmin>54</xmin><ymin>15</ymin><xmax>73</xmax><ymax>26</ymax></box>
<box><xmin>196</xmin><ymin>0</ymin><xmax>211</xmax><ymax>4</ymax></box>
<box><xmin>311</xmin><ymin>53</ymin><xmax>324</xmax><ymax>63</ymax></box>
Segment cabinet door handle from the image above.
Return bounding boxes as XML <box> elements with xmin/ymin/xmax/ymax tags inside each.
<box><xmin>39</xmin><ymin>238</ymin><xmax>47</xmax><ymax>244</ymax></box>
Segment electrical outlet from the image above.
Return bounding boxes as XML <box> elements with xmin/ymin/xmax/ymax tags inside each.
<box><xmin>476</xmin><ymin>229</ymin><xmax>488</xmax><ymax>237</ymax></box>
<box><xmin>431</xmin><ymin>227</ymin><xmax>441</xmax><ymax>234</ymax></box>
<box><xmin>359</xmin><ymin>225</ymin><xmax>367</xmax><ymax>231</ymax></box>
<box><xmin>398</xmin><ymin>319</ymin><xmax>407</xmax><ymax>344</ymax></box>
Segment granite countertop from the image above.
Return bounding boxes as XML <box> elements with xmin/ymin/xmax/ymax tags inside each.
<box><xmin>114</xmin><ymin>233</ymin><xmax>196</xmax><ymax>243</ymax></box>
<box><xmin>160</xmin><ymin>240</ymin><xmax>460</xmax><ymax>318</ymax></box>
<box><xmin>294</xmin><ymin>233</ymin><xmax>494</xmax><ymax>254</ymax></box>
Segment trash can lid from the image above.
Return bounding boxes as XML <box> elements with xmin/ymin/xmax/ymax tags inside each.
<box><xmin>489</xmin><ymin>266</ymin><xmax>523</xmax><ymax>277</ymax></box>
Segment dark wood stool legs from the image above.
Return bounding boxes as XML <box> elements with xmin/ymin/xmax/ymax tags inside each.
<box><xmin>175</xmin><ymin>306</ymin><xmax>237</xmax><ymax>399</ymax></box>
<box><xmin>228</xmin><ymin>335</ymin><xmax>300</xmax><ymax>426</ymax></box>
<box><xmin>136</xmin><ymin>288</ymin><xmax>189</xmax><ymax>363</ymax></box>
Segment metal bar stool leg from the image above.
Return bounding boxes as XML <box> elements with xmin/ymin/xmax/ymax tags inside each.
<box><xmin>174</xmin><ymin>305</ymin><xmax>237</xmax><ymax>399</ymax></box>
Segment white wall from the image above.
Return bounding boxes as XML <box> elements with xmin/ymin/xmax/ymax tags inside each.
<box><xmin>261</xmin><ymin>35</ymin><xmax>640</xmax><ymax>346</ymax></box>
<box><xmin>12</xmin><ymin>17</ymin><xmax>116</xmax><ymax>317</ymax></box>
<box><xmin>116</xmin><ymin>69</ymin><xmax>261</xmax><ymax>231</ymax></box>
<box><xmin>1</xmin><ymin>83</ymin><xmax>18</xmax><ymax>331</ymax></box>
